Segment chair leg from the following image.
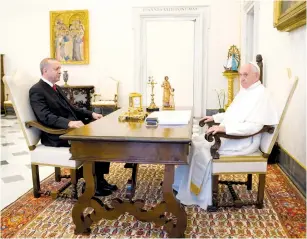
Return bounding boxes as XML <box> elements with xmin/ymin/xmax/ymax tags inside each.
<box><xmin>55</xmin><ymin>167</ymin><xmax>61</xmax><ymax>182</ymax></box>
<box><xmin>70</xmin><ymin>169</ymin><xmax>78</xmax><ymax>199</ymax></box>
<box><xmin>208</xmin><ymin>175</ymin><xmax>219</xmax><ymax>212</ymax></box>
<box><xmin>212</xmin><ymin>175</ymin><xmax>219</xmax><ymax>195</ymax></box>
<box><xmin>31</xmin><ymin>164</ymin><xmax>40</xmax><ymax>198</ymax></box>
<box><xmin>247</xmin><ymin>174</ymin><xmax>252</xmax><ymax>190</ymax></box>
<box><xmin>257</xmin><ymin>174</ymin><xmax>266</xmax><ymax>209</ymax></box>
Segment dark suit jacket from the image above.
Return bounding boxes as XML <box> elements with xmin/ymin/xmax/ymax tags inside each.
<box><xmin>29</xmin><ymin>79</ymin><xmax>93</xmax><ymax>147</ymax></box>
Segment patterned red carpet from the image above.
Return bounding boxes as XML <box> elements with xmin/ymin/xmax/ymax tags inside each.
<box><xmin>1</xmin><ymin>164</ymin><xmax>306</xmax><ymax>238</ymax></box>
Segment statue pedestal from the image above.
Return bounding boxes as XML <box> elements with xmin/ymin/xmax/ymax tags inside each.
<box><xmin>223</xmin><ymin>71</ymin><xmax>239</xmax><ymax>110</ymax></box>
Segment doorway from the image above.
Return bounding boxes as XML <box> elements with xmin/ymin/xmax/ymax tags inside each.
<box><xmin>133</xmin><ymin>6</ymin><xmax>209</xmax><ymax>117</ymax></box>
<box><xmin>146</xmin><ymin>20</ymin><xmax>194</xmax><ymax>107</ymax></box>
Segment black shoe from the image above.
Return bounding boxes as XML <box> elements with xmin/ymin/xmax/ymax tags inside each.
<box><xmin>94</xmin><ymin>187</ymin><xmax>113</xmax><ymax>197</ymax></box>
<box><xmin>101</xmin><ymin>178</ymin><xmax>118</xmax><ymax>191</ymax></box>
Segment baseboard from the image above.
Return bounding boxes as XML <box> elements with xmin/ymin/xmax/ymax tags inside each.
<box><xmin>277</xmin><ymin>146</ymin><xmax>306</xmax><ymax>197</ymax></box>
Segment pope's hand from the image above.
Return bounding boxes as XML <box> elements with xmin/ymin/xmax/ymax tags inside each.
<box><xmin>206</xmin><ymin>125</ymin><xmax>226</xmax><ymax>135</ymax></box>
<box><xmin>92</xmin><ymin>112</ymin><xmax>103</xmax><ymax>120</ymax></box>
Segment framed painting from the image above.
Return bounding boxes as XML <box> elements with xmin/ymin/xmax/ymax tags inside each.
<box><xmin>50</xmin><ymin>10</ymin><xmax>89</xmax><ymax>64</ymax></box>
<box><xmin>273</xmin><ymin>0</ymin><xmax>306</xmax><ymax>32</ymax></box>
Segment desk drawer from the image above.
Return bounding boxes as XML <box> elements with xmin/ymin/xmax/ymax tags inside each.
<box><xmin>70</xmin><ymin>141</ymin><xmax>189</xmax><ymax>165</ymax></box>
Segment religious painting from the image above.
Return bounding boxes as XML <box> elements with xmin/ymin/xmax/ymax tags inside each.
<box><xmin>50</xmin><ymin>10</ymin><xmax>89</xmax><ymax>64</ymax></box>
<box><xmin>273</xmin><ymin>0</ymin><xmax>306</xmax><ymax>32</ymax></box>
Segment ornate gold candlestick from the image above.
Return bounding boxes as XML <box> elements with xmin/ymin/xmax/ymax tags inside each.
<box><xmin>223</xmin><ymin>71</ymin><xmax>239</xmax><ymax>110</ymax></box>
<box><xmin>146</xmin><ymin>76</ymin><xmax>159</xmax><ymax>112</ymax></box>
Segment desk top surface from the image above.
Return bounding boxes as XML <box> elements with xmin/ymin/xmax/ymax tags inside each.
<box><xmin>61</xmin><ymin>108</ymin><xmax>193</xmax><ymax>143</ymax></box>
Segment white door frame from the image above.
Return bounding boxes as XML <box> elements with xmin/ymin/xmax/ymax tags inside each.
<box><xmin>133</xmin><ymin>6</ymin><xmax>209</xmax><ymax>117</ymax></box>
<box><xmin>242</xmin><ymin>1</ymin><xmax>259</xmax><ymax>64</ymax></box>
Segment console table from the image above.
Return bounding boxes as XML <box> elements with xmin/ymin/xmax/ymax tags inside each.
<box><xmin>60</xmin><ymin>85</ymin><xmax>94</xmax><ymax>110</ymax></box>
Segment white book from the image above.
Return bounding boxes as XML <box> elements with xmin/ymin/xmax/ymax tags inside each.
<box><xmin>146</xmin><ymin>110</ymin><xmax>191</xmax><ymax>125</ymax></box>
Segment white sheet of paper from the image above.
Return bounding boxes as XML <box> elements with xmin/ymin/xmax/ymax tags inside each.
<box><xmin>146</xmin><ymin>110</ymin><xmax>191</xmax><ymax>125</ymax></box>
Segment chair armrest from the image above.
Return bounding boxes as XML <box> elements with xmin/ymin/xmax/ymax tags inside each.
<box><xmin>199</xmin><ymin>119</ymin><xmax>219</xmax><ymax>127</ymax></box>
<box><xmin>25</xmin><ymin>121</ymin><xmax>71</xmax><ymax>135</ymax></box>
<box><xmin>205</xmin><ymin>125</ymin><xmax>275</xmax><ymax>159</ymax></box>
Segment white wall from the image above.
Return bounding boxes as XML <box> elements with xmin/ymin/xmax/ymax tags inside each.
<box><xmin>0</xmin><ymin>0</ymin><xmax>241</xmax><ymax>109</ymax></box>
<box><xmin>246</xmin><ymin>1</ymin><xmax>306</xmax><ymax>167</ymax></box>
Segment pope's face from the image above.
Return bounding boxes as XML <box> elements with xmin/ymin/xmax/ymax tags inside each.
<box><xmin>239</xmin><ymin>64</ymin><xmax>258</xmax><ymax>89</ymax></box>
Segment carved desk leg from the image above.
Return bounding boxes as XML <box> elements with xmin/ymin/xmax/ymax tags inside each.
<box><xmin>163</xmin><ymin>165</ymin><xmax>187</xmax><ymax>238</ymax></box>
<box><xmin>72</xmin><ymin>162</ymin><xmax>95</xmax><ymax>234</ymax></box>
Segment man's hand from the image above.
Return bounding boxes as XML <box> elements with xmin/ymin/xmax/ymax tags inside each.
<box><xmin>200</xmin><ymin>116</ymin><xmax>214</xmax><ymax>123</ymax></box>
<box><xmin>92</xmin><ymin>112</ymin><xmax>103</xmax><ymax>120</ymax></box>
<box><xmin>206</xmin><ymin>125</ymin><xmax>226</xmax><ymax>135</ymax></box>
<box><xmin>68</xmin><ymin>121</ymin><xmax>84</xmax><ymax>128</ymax></box>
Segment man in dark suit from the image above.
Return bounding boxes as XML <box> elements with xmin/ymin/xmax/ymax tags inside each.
<box><xmin>29</xmin><ymin>58</ymin><xmax>117</xmax><ymax>196</ymax></box>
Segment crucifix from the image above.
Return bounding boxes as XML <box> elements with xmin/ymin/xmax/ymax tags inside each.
<box><xmin>146</xmin><ymin>76</ymin><xmax>159</xmax><ymax>112</ymax></box>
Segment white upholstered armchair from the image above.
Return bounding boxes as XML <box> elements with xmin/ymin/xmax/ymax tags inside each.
<box><xmin>91</xmin><ymin>77</ymin><xmax>119</xmax><ymax>111</ymax></box>
<box><xmin>198</xmin><ymin>76</ymin><xmax>298</xmax><ymax>210</ymax></box>
<box><xmin>3</xmin><ymin>70</ymin><xmax>82</xmax><ymax>199</ymax></box>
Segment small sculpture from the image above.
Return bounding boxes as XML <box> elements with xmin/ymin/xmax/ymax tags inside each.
<box><xmin>63</xmin><ymin>70</ymin><xmax>69</xmax><ymax>86</ymax></box>
<box><xmin>161</xmin><ymin>76</ymin><xmax>175</xmax><ymax>110</ymax></box>
<box><xmin>256</xmin><ymin>54</ymin><xmax>263</xmax><ymax>83</ymax></box>
<box><xmin>169</xmin><ymin>88</ymin><xmax>175</xmax><ymax>108</ymax></box>
<box><xmin>223</xmin><ymin>45</ymin><xmax>240</xmax><ymax>72</ymax></box>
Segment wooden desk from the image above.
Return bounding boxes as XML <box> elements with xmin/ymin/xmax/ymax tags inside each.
<box><xmin>61</xmin><ymin>108</ymin><xmax>192</xmax><ymax>238</ymax></box>
<box><xmin>60</xmin><ymin>85</ymin><xmax>94</xmax><ymax>110</ymax></box>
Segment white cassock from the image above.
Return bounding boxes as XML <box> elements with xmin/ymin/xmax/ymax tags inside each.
<box><xmin>173</xmin><ymin>81</ymin><xmax>280</xmax><ymax>210</ymax></box>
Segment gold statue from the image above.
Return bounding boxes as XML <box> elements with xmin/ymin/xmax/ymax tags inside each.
<box><xmin>169</xmin><ymin>88</ymin><xmax>175</xmax><ymax>108</ymax></box>
<box><xmin>161</xmin><ymin>76</ymin><xmax>175</xmax><ymax>110</ymax></box>
<box><xmin>146</xmin><ymin>76</ymin><xmax>159</xmax><ymax>112</ymax></box>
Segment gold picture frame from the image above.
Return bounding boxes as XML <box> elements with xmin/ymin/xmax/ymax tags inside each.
<box><xmin>50</xmin><ymin>10</ymin><xmax>89</xmax><ymax>64</ymax></box>
<box><xmin>273</xmin><ymin>0</ymin><xmax>306</xmax><ymax>32</ymax></box>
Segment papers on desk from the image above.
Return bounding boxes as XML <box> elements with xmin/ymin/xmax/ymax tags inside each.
<box><xmin>146</xmin><ymin>110</ymin><xmax>191</xmax><ymax>125</ymax></box>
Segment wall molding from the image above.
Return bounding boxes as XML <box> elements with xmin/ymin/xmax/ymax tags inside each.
<box><xmin>133</xmin><ymin>6</ymin><xmax>209</xmax><ymax>117</ymax></box>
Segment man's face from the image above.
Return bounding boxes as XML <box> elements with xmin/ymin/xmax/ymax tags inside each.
<box><xmin>239</xmin><ymin>64</ymin><xmax>258</xmax><ymax>89</ymax></box>
<box><xmin>43</xmin><ymin>60</ymin><xmax>61</xmax><ymax>83</ymax></box>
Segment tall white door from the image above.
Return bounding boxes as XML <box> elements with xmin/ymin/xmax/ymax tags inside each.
<box><xmin>146</xmin><ymin>21</ymin><xmax>195</xmax><ymax>108</ymax></box>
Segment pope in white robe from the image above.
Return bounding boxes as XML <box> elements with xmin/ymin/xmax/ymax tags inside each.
<box><xmin>173</xmin><ymin>63</ymin><xmax>280</xmax><ymax>210</ymax></box>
